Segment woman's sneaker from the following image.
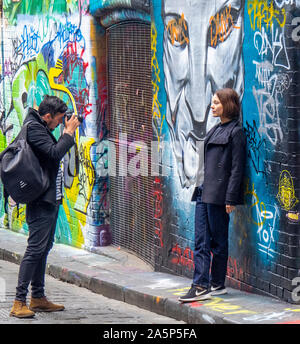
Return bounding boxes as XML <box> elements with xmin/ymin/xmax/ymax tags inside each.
<box><xmin>210</xmin><ymin>285</ymin><xmax>227</xmax><ymax>296</ymax></box>
<box><xmin>178</xmin><ymin>285</ymin><xmax>212</xmax><ymax>302</ymax></box>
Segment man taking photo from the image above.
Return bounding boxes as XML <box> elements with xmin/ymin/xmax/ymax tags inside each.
<box><xmin>10</xmin><ymin>95</ymin><xmax>80</xmax><ymax>318</ymax></box>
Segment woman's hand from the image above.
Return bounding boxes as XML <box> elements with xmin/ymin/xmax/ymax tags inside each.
<box><xmin>226</xmin><ymin>205</ymin><xmax>236</xmax><ymax>214</ymax></box>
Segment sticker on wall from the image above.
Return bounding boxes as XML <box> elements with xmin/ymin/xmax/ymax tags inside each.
<box><xmin>286</xmin><ymin>211</ymin><xmax>300</xmax><ymax>224</ymax></box>
<box><xmin>276</xmin><ymin>170</ymin><xmax>299</xmax><ymax>211</ymax></box>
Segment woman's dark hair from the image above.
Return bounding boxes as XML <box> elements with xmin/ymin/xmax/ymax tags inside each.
<box><xmin>215</xmin><ymin>88</ymin><xmax>241</xmax><ymax>120</ymax></box>
<box><xmin>38</xmin><ymin>95</ymin><xmax>68</xmax><ymax>118</ymax></box>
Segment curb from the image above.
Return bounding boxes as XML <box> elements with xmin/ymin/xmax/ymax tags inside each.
<box><xmin>45</xmin><ymin>259</ymin><xmax>234</xmax><ymax>324</ymax></box>
<box><xmin>0</xmin><ymin>245</ymin><xmax>235</xmax><ymax>324</ymax></box>
<box><xmin>3</xmin><ymin>228</ymin><xmax>300</xmax><ymax>324</ymax></box>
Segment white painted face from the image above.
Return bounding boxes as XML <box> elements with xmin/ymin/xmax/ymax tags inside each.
<box><xmin>162</xmin><ymin>0</ymin><xmax>244</xmax><ymax>188</ymax></box>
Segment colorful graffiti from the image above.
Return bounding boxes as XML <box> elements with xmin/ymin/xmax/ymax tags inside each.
<box><xmin>0</xmin><ymin>2</ymin><xmax>108</xmax><ymax>249</ymax></box>
<box><xmin>162</xmin><ymin>0</ymin><xmax>244</xmax><ymax>189</ymax></box>
<box><xmin>2</xmin><ymin>0</ymin><xmax>300</xmax><ymax>303</ymax></box>
<box><xmin>151</xmin><ymin>0</ymin><xmax>300</xmax><ymax>303</ymax></box>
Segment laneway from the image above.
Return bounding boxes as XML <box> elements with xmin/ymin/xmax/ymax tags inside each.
<box><xmin>0</xmin><ymin>260</ymin><xmax>184</xmax><ymax>324</ymax></box>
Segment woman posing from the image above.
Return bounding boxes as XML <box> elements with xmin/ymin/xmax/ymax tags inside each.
<box><xmin>179</xmin><ymin>88</ymin><xmax>246</xmax><ymax>302</ymax></box>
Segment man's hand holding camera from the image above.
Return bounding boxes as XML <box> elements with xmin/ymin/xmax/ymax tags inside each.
<box><xmin>63</xmin><ymin>114</ymin><xmax>81</xmax><ymax>136</ymax></box>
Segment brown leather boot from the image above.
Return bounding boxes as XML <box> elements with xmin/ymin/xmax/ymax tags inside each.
<box><xmin>10</xmin><ymin>300</ymin><xmax>35</xmax><ymax>318</ymax></box>
<box><xmin>29</xmin><ymin>296</ymin><xmax>65</xmax><ymax>312</ymax></box>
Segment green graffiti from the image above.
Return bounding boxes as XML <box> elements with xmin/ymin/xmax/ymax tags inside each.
<box><xmin>3</xmin><ymin>0</ymin><xmax>69</xmax><ymax>25</ymax></box>
<box><xmin>12</xmin><ymin>55</ymin><xmax>50</xmax><ymax>126</ymax></box>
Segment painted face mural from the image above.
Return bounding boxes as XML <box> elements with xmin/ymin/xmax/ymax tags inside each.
<box><xmin>162</xmin><ymin>0</ymin><xmax>245</xmax><ymax>188</ymax></box>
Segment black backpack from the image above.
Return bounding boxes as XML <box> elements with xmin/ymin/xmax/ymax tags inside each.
<box><xmin>0</xmin><ymin>121</ymin><xmax>50</xmax><ymax>204</ymax></box>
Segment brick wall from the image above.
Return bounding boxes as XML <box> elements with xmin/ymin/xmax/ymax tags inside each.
<box><xmin>152</xmin><ymin>0</ymin><xmax>300</xmax><ymax>303</ymax></box>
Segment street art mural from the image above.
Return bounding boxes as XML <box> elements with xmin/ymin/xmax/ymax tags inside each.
<box><xmin>0</xmin><ymin>0</ymin><xmax>109</xmax><ymax>249</ymax></box>
<box><xmin>162</xmin><ymin>0</ymin><xmax>245</xmax><ymax>189</ymax></box>
<box><xmin>152</xmin><ymin>0</ymin><xmax>300</xmax><ymax>301</ymax></box>
<box><xmin>1</xmin><ymin>0</ymin><xmax>300</xmax><ymax>302</ymax></box>
<box><xmin>151</xmin><ymin>0</ymin><xmax>245</xmax><ymax>276</ymax></box>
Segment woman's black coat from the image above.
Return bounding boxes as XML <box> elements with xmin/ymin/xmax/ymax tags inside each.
<box><xmin>192</xmin><ymin>119</ymin><xmax>246</xmax><ymax>205</ymax></box>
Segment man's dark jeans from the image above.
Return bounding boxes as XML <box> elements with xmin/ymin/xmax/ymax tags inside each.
<box><xmin>193</xmin><ymin>187</ymin><xmax>229</xmax><ymax>289</ymax></box>
<box><xmin>16</xmin><ymin>202</ymin><xmax>60</xmax><ymax>302</ymax></box>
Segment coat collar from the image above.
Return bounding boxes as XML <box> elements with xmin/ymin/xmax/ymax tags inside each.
<box><xmin>205</xmin><ymin>119</ymin><xmax>240</xmax><ymax>145</ymax></box>
<box><xmin>23</xmin><ymin>107</ymin><xmax>48</xmax><ymax>127</ymax></box>
<box><xmin>23</xmin><ymin>107</ymin><xmax>57</xmax><ymax>142</ymax></box>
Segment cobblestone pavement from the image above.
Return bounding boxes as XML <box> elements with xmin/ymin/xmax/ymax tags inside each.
<box><xmin>0</xmin><ymin>260</ymin><xmax>185</xmax><ymax>324</ymax></box>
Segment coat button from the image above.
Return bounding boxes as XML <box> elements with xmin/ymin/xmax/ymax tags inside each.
<box><xmin>218</xmin><ymin>163</ymin><xmax>222</xmax><ymax>168</ymax></box>
<box><xmin>218</xmin><ymin>178</ymin><xmax>222</xmax><ymax>182</ymax></box>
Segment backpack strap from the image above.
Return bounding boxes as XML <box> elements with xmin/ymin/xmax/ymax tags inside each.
<box><xmin>3</xmin><ymin>187</ymin><xmax>9</xmax><ymax>214</ymax></box>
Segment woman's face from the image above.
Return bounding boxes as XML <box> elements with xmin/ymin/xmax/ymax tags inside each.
<box><xmin>211</xmin><ymin>94</ymin><xmax>223</xmax><ymax>118</ymax></box>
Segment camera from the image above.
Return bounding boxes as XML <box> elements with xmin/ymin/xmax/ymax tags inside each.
<box><xmin>63</xmin><ymin>109</ymin><xmax>83</xmax><ymax>125</ymax></box>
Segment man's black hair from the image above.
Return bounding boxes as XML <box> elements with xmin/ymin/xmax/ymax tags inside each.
<box><xmin>38</xmin><ymin>95</ymin><xmax>68</xmax><ymax>118</ymax></box>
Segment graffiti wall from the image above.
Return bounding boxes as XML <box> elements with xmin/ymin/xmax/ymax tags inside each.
<box><xmin>0</xmin><ymin>0</ymin><xmax>109</xmax><ymax>249</ymax></box>
<box><xmin>2</xmin><ymin>0</ymin><xmax>300</xmax><ymax>303</ymax></box>
<box><xmin>152</xmin><ymin>0</ymin><xmax>300</xmax><ymax>302</ymax></box>
<box><xmin>229</xmin><ymin>0</ymin><xmax>300</xmax><ymax>302</ymax></box>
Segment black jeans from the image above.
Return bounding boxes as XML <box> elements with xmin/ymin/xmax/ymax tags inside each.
<box><xmin>15</xmin><ymin>202</ymin><xmax>60</xmax><ymax>302</ymax></box>
<box><xmin>193</xmin><ymin>187</ymin><xmax>230</xmax><ymax>289</ymax></box>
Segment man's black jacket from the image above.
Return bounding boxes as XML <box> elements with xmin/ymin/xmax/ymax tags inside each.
<box><xmin>23</xmin><ymin>108</ymin><xmax>75</xmax><ymax>205</ymax></box>
<box><xmin>192</xmin><ymin>119</ymin><xmax>246</xmax><ymax>205</ymax></box>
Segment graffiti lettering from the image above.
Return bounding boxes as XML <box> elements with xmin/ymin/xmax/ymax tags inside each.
<box><xmin>76</xmin><ymin>139</ymin><xmax>96</xmax><ymax>213</ymax></box>
<box><xmin>55</xmin><ymin>20</ymin><xmax>84</xmax><ymax>50</ymax></box>
<box><xmin>254</xmin><ymin>25</ymin><xmax>290</xmax><ymax>69</ymax></box>
<box><xmin>203</xmin><ymin>297</ymin><xmax>256</xmax><ymax>315</ymax></box>
<box><xmin>247</xmin><ymin>0</ymin><xmax>287</xmax><ymax>31</ymax></box>
<box><xmin>245</xmin><ymin>180</ymin><xmax>278</xmax><ymax>258</ymax></box>
<box><xmin>151</xmin><ymin>23</ymin><xmax>165</xmax><ymax>147</ymax></box>
<box><xmin>244</xmin><ymin>120</ymin><xmax>268</xmax><ymax>177</ymax></box>
<box><xmin>291</xmin><ymin>17</ymin><xmax>300</xmax><ymax>41</ymax></box>
<box><xmin>18</xmin><ymin>25</ymin><xmax>41</xmax><ymax>61</ymax></box>
<box><xmin>252</xmin><ymin>86</ymin><xmax>283</xmax><ymax>146</ymax></box>
<box><xmin>171</xmin><ymin>243</ymin><xmax>194</xmax><ymax>271</ymax></box>
<box><xmin>166</xmin><ymin>13</ymin><xmax>189</xmax><ymax>46</ymax></box>
<box><xmin>209</xmin><ymin>5</ymin><xmax>240</xmax><ymax>47</ymax></box>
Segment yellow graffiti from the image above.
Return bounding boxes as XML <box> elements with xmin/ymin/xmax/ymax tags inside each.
<box><xmin>49</xmin><ymin>59</ymin><xmax>78</xmax><ymax>116</ymax></box>
<box><xmin>75</xmin><ymin>137</ymin><xmax>95</xmax><ymax>214</ymax></box>
<box><xmin>64</xmin><ymin>137</ymin><xmax>95</xmax><ymax>215</ymax></box>
<box><xmin>244</xmin><ymin>180</ymin><xmax>266</xmax><ymax>227</ymax></box>
<box><xmin>203</xmin><ymin>297</ymin><xmax>256</xmax><ymax>315</ymax></box>
<box><xmin>62</xmin><ymin>197</ymin><xmax>85</xmax><ymax>248</ymax></box>
<box><xmin>168</xmin><ymin>288</ymin><xmax>256</xmax><ymax>315</ymax></box>
<box><xmin>277</xmin><ymin>170</ymin><xmax>298</xmax><ymax>211</ymax></box>
<box><xmin>247</xmin><ymin>0</ymin><xmax>286</xmax><ymax>31</ymax></box>
<box><xmin>167</xmin><ymin>287</ymin><xmax>190</xmax><ymax>296</ymax></box>
<box><xmin>285</xmin><ymin>308</ymin><xmax>300</xmax><ymax>312</ymax></box>
<box><xmin>286</xmin><ymin>212</ymin><xmax>300</xmax><ymax>222</ymax></box>
<box><xmin>11</xmin><ymin>205</ymin><xmax>26</xmax><ymax>231</ymax></box>
<box><xmin>151</xmin><ymin>22</ymin><xmax>165</xmax><ymax>148</ymax></box>
<box><xmin>62</xmin><ymin>137</ymin><xmax>95</xmax><ymax>248</ymax></box>
<box><xmin>49</xmin><ymin>58</ymin><xmax>95</xmax><ymax>244</ymax></box>
<box><xmin>49</xmin><ymin>58</ymin><xmax>80</xmax><ymax>147</ymax></box>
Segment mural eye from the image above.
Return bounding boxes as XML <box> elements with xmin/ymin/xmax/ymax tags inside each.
<box><xmin>208</xmin><ymin>4</ymin><xmax>240</xmax><ymax>48</ymax></box>
<box><xmin>22</xmin><ymin>92</ymin><xmax>28</xmax><ymax>108</ymax></box>
<box><xmin>166</xmin><ymin>13</ymin><xmax>189</xmax><ymax>47</ymax></box>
